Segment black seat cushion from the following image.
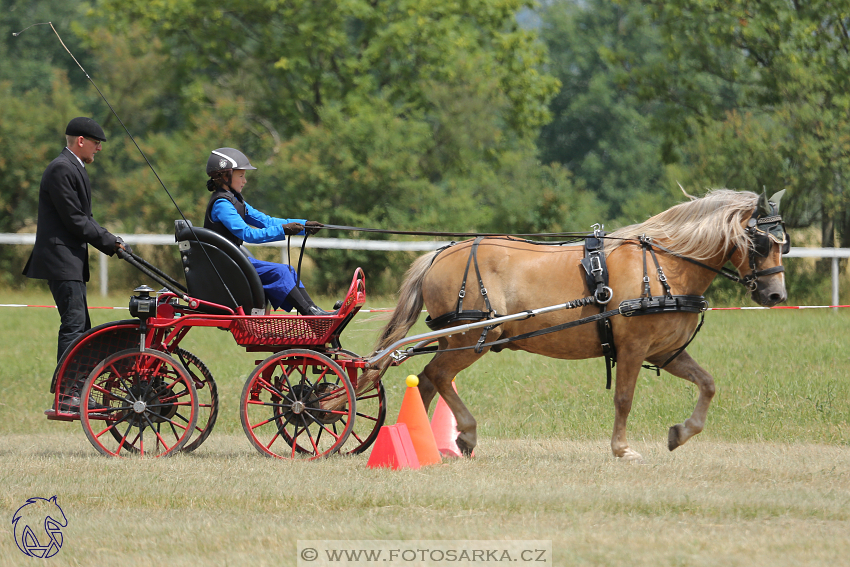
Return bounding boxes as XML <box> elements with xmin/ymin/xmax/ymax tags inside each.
<box><xmin>175</xmin><ymin>220</ymin><xmax>266</xmax><ymax>313</ymax></box>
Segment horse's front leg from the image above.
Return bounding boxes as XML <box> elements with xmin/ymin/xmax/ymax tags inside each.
<box><xmin>611</xmin><ymin>352</ymin><xmax>644</xmax><ymax>461</ymax></box>
<box><xmin>648</xmin><ymin>350</ymin><xmax>716</xmax><ymax>451</ymax></box>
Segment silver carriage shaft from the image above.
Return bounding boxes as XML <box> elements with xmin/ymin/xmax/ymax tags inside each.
<box><xmin>365</xmin><ymin>299</ymin><xmax>614</xmax><ymax>368</ymax></box>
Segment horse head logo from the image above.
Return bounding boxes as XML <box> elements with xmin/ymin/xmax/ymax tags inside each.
<box><xmin>12</xmin><ymin>496</ymin><xmax>67</xmax><ymax>558</ymax></box>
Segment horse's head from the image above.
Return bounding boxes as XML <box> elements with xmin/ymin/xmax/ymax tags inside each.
<box><xmin>731</xmin><ymin>190</ymin><xmax>789</xmax><ymax>307</ymax></box>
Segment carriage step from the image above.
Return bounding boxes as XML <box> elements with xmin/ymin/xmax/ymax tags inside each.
<box><xmin>44</xmin><ymin>409</ymin><xmax>79</xmax><ymax>422</ymax></box>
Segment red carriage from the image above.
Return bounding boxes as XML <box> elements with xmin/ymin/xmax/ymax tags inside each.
<box><xmin>46</xmin><ymin>221</ymin><xmax>386</xmax><ymax>459</ymax></box>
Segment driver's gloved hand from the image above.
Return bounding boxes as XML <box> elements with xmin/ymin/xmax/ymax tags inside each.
<box><xmin>305</xmin><ymin>221</ymin><xmax>323</xmax><ymax>235</ymax></box>
<box><xmin>282</xmin><ymin>223</ymin><xmax>305</xmax><ymax>236</ymax></box>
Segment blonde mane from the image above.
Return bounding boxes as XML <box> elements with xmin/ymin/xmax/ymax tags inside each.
<box><xmin>605</xmin><ymin>189</ymin><xmax>758</xmax><ymax>261</ymax></box>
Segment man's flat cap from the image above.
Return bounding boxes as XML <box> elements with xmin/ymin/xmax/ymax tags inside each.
<box><xmin>65</xmin><ymin>117</ymin><xmax>107</xmax><ymax>142</ymax></box>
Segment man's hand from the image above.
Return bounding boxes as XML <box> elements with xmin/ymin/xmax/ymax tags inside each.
<box><xmin>282</xmin><ymin>222</ymin><xmax>305</xmax><ymax>236</ymax></box>
<box><xmin>305</xmin><ymin>220</ymin><xmax>323</xmax><ymax>235</ymax></box>
<box><xmin>115</xmin><ymin>237</ymin><xmax>132</xmax><ymax>254</ymax></box>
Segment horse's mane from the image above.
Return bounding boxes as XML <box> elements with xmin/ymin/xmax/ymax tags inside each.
<box><xmin>605</xmin><ymin>189</ymin><xmax>758</xmax><ymax>261</ymax></box>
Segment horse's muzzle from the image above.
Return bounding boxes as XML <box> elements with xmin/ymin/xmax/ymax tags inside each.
<box><xmin>752</xmin><ymin>282</ymin><xmax>787</xmax><ymax>307</ymax></box>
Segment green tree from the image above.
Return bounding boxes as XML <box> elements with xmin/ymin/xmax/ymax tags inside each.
<box><xmin>4</xmin><ymin>0</ymin><xmax>588</xmax><ymax>294</ymax></box>
<box><xmin>94</xmin><ymin>0</ymin><xmax>558</xmax><ymax>140</ymax></box>
<box><xmin>537</xmin><ymin>0</ymin><xmax>680</xmax><ymax>225</ymax></box>
<box><xmin>84</xmin><ymin>0</ymin><xmax>571</xmax><ymax>290</ymax></box>
<box><xmin>635</xmin><ymin>0</ymin><xmax>850</xmax><ymax>245</ymax></box>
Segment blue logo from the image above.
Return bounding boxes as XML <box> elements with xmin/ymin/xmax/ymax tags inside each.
<box><xmin>12</xmin><ymin>496</ymin><xmax>67</xmax><ymax>559</ymax></box>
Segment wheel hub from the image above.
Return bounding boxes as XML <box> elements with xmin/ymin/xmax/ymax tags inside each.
<box><xmin>124</xmin><ymin>378</ymin><xmax>178</xmax><ymax>423</ymax></box>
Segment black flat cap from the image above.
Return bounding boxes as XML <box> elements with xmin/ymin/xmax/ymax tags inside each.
<box><xmin>65</xmin><ymin>117</ymin><xmax>107</xmax><ymax>142</ymax></box>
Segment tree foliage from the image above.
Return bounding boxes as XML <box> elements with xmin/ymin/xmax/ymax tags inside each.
<box><xmin>2</xmin><ymin>0</ymin><xmax>579</xmax><ymax>292</ymax></box>
<box><xmin>537</xmin><ymin>0</ymin><xmax>681</xmax><ymax>225</ymax></box>
<box><xmin>631</xmin><ymin>0</ymin><xmax>850</xmax><ymax>245</ymax></box>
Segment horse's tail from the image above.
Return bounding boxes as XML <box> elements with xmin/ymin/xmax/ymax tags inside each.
<box><xmin>358</xmin><ymin>250</ymin><xmax>437</xmax><ymax>393</ymax></box>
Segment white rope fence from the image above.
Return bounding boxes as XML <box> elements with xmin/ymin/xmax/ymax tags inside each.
<box><xmin>2</xmin><ymin>233</ymin><xmax>848</xmax><ymax>307</ymax></box>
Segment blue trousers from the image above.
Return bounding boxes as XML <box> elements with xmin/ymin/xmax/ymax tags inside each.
<box><xmin>248</xmin><ymin>258</ymin><xmax>304</xmax><ymax>311</ymax></box>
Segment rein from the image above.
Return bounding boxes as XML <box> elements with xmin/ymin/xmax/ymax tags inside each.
<box><xmin>319</xmin><ymin>224</ymin><xmax>590</xmax><ymax>239</ymax></box>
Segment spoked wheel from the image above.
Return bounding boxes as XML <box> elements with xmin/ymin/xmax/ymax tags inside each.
<box><xmin>173</xmin><ymin>348</ymin><xmax>218</xmax><ymax>453</ymax></box>
<box><xmin>333</xmin><ymin>350</ymin><xmax>387</xmax><ymax>455</ymax></box>
<box><xmin>80</xmin><ymin>349</ymin><xmax>198</xmax><ymax>458</ymax></box>
<box><xmin>240</xmin><ymin>349</ymin><xmax>355</xmax><ymax>459</ymax></box>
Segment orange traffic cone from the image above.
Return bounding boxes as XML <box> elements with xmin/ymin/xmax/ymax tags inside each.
<box><xmin>395</xmin><ymin>375</ymin><xmax>442</xmax><ymax>466</ymax></box>
<box><xmin>430</xmin><ymin>380</ymin><xmax>464</xmax><ymax>458</ymax></box>
<box><xmin>366</xmin><ymin>423</ymin><xmax>420</xmax><ymax>470</ymax></box>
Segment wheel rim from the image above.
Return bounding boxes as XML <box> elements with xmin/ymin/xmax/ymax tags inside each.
<box><xmin>81</xmin><ymin>349</ymin><xmax>198</xmax><ymax>458</ymax></box>
<box><xmin>331</xmin><ymin>351</ymin><xmax>387</xmax><ymax>455</ymax></box>
<box><xmin>241</xmin><ymin>350</ymin><xmax>355</xmax><ymax>459</ymax></box>
<box><xmin>173</xmin><ymin>348</ymin><xmax>218</xmax><ymax>453</ymax></box>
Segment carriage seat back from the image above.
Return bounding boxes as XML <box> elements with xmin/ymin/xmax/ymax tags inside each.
<box><xmin>174</xmin><ymin>220</ymin><xmax>266</xmax><ymax>314</ymax></box>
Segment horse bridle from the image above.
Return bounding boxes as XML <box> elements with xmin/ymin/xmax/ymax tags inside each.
<box><xmin>738</xmin><ymin>206</ymin><xmax>789</xmax><ymax>292</ymax></box>
<box><xmin>641</xmin><ymin>205</ymin><xmax>789</xmax><ymax>293</ymax></box>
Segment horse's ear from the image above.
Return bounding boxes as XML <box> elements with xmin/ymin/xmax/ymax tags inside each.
<box><xmin>769</xmin><ymin>189</ymin><xmax>786</xmax><ymax>212</ymax></box>
<box><xmin>757</xmin><ymin>189</ymin><xmax>771</xmax><ymax>216</ymax></box>
<box><xmin>49</xmin><ymin>496</ymin><xmax>57</xmax><ymax>504</ymax></box>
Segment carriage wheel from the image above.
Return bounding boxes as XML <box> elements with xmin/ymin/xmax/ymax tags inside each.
<box><xmin>80</xmin><ymin>349</ymin><xmax>198</xmax><ymax>458</ymax></box>
<box><xmin>332</xmin><ymin>350</ymin><xmax>387</xmax><ymax>455</ymax></box>
<box><xmin>340</xmin><ymin>382</ymin><xmax>386</xmax><ymax>455</ymax></box>
<box><xmin>240</xmin><ymin>349</ymin><xmax>355</xmax><ymax>459</ymax></box>
<box><xmin>173</xmin><ymin>348</ymin><xmax>218</xmax><ymax>453</ymax></box>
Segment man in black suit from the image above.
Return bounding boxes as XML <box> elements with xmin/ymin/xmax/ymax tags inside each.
<box><xmin>23</xmin><ymin>117</ymin><xmax>127</xmax><ymax>391</ymax></box>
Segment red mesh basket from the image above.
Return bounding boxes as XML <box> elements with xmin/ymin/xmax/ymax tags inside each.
<box><xmin>229</xmin><ymin>268</ymin><xmax>366</xmax><ymax>347</ymax></box>
<box><xmin>230</xmin><ymin>316</ymin><xmax>336</xmax><ymax>346</ymax></box>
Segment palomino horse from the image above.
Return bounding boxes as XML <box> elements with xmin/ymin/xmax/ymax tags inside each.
<box><xmin>363</xmin><ymin>190</ymin><xmax>788</xmax><ymax>460</ymax></box>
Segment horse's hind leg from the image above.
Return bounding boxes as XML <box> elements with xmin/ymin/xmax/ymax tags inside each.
<box><xmin>418</xmin><ymin>344</ymin><xmax>486</xmax><ymax>456</ymax></box>
<box><xmin>416</xmin><ymin>372</ymin><xmax>437</xmax><ymax>409</ymax></box>
<box><xmin>650</xmin><ymin>350</ymin><xmax>716</xmax><ymax>451</ymax></box>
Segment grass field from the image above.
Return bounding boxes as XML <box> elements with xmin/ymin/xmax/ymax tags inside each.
<box><xmin>1</xmin><ymin>289</ymin><xmax>849</xmax><ymax>566</ymax></box>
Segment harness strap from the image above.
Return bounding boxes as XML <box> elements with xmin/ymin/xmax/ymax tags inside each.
<box><xmin>425</xmin><ymin>237</ymin><xmax>496</xmax><ymax>333</ymax></box>
<box><xmin>649</xmin><ymin>310</ymin><xmax>706</xmax><ymax>373</ymax></box>
<box><xmin>641</xmin><ymin>238</ymin><xmax>742</xmax><ymax>284</ymax></box>
<box><xmin>580</xmin><ymin>228</ymin><xmax>616</xmax><ymax>388</ymax></box>
<box><xmin>647</xmin><ymin>244</ymin><xmax>673</xmax><ymax>298</ymax></box>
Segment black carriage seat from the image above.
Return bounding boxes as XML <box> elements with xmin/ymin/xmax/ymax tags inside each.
<box><xmin>175</xmin><ymin>220</ymin><xmax>267</xmax><ymax>315</ymax></box>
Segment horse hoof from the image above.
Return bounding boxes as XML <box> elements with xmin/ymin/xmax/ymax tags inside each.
<box><xmin>668</xmin><ymin>426</ymin><xmax>681</xmax><ymax>451</ymax></box>
<box><xmin>456</xmin><ymin>436</ymin><xmax>475</xmax><ymax>457</ymax></box>
<box><xmin>618</xmin><ymin>448</ymin><xmax>643</xmax><ymax>462</ymax></box>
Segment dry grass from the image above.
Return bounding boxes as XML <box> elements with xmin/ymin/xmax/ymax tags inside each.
<box><xmin>1</xmin><ymin>434</ymin><xmax>848</xmax><ymax>566</ymax></box>
<box><xmin>1</xmin><ymin>290</ymin><xmax>849</xmax><ymax>565</ymax></box>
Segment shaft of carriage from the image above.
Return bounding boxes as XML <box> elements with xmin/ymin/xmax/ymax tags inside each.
<box><xmin>366</xmin><ymin>298</ymin><xmax>623</xmax><ymax>368</ymax></box>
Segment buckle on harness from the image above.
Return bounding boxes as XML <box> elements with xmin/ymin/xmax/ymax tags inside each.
<box><xmin>590</xmin><ymin>255</ymin><xmax>603</xmax><ymax>276</ymax></box>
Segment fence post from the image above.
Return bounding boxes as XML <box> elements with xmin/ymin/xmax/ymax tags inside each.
<box><xmin>833</xmin><ymin>256</ymin><xmax>839</xmax><ymax>312</ymax></box>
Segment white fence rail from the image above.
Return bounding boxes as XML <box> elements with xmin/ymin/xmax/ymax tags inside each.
<box><xmin>2</xmin><ymin>233</ymin><xmax>847</xmax><ymax>304</ymax></box>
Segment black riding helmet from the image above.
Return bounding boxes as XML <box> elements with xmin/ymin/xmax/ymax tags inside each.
<box><xmin>206</xmin><ymin>147</ymin><xmax>258</xmax><ymax>176</ymax></box>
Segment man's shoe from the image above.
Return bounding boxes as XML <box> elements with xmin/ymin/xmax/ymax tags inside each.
<box><xmin>58</xmin><ymin>391</ymin><xmax>107</xmax><ymax>413</ymax></box>
<box><xmin>58</xmin><ymin>394</ymin><xmax>81</xmax><ymax>414</ymax></box>
<box><xmin>333</xmin><ymin>299</ymin><xmax>344</xmax><ymax>310</ymax></box>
